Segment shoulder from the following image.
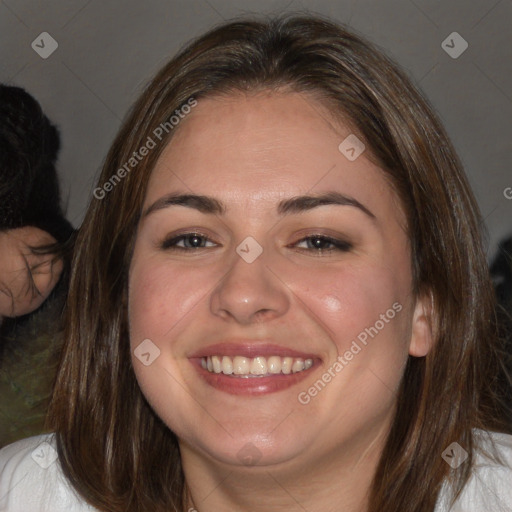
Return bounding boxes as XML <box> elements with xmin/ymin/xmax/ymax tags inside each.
<box><xmin>0</xmin><ymin>433</ymin><xmax>97</xmax><ymax>512</ymax></box>
<box><xmin>436</xmin><ymin>429</ymin><xmax>512</xmax><ymax>512</ymax></box>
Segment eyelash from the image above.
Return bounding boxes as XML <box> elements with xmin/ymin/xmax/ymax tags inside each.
<box><xmin>160</xmin><ymin>232</ymin><xmax>352</xmax><ymax>254</ymax></box>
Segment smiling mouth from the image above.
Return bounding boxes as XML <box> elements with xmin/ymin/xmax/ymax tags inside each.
<box><xmin>201</xmin><ymin>355</ymin><xmax>314</xmax><ymax>377</ymax></box>
<box><xmin>191</xmin><ymin>342</ymin><xmax>319</xmax><ymax>395</ymax></box>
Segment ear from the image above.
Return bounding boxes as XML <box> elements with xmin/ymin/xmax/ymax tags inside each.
<box><xmin>408</xmin><ymin>291</ymin><xmax>435</xmax><ymax>357</ymax></box>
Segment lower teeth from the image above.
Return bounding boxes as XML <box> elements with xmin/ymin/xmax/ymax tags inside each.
<box><xmin>231</xmin><ymin>374</ymin><xmax>270</xmax><ymax>378</ymax></box>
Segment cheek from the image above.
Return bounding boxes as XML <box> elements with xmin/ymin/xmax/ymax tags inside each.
<box><xmin>128</xmin><ymin>257</ymin><xmax>204</xmax><ymax>420</ymax></box>
<box><xmin>298</xmin><ymin>265</ymin><xmax>410</xmax><ymax>413</ymax></box>
<box><xmin>128</xmin><ymin>257</ymin><xmax>209</xmax><ymax>344</ymax></box>
<box><xmin>293</xmin><ymin>260</ymin><xmax>411</xmax><ymax>398</ymax></box>
<box><xmin>295</xmin><ymin>261</ymin><xmax>406</xmax><ymax>346</ymax></box>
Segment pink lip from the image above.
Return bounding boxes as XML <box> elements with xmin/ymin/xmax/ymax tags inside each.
<box><xmin>189</xmin><ymin>341</ymin><xmax>321</xmax><ymax>396</ymax></box>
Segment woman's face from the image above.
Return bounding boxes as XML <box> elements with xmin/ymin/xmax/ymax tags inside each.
<box><xmin>128</xmin><ymin>91</ymin><xmax>432</xmax><ymax>471</ymax></box>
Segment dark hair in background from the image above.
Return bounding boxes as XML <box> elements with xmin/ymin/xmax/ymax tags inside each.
<box><xmin>491</xmin><ymin>236</ymin><xmax>512</xmax><ymax>425</ymax></box>
<box><xmin>0</xmin><ymin>84</ymin><xmax>74</xmax><ymax>334</ymax></box>
<box><xmin>0</xmin><ymin>85</ymin><xmax>75</xmax><ymax>444</ymax></box>
<box><xmin>0</xmin><ymin>85</ymin><xmax>73</xmax><ymax>242</ymax></box>
<box><xmin>48</xmin><ymin>13</ymin><xmax>512</xmax><ymax>512</ymax></box>
<box><xmin>0</xmin><ymin>83</ymin><xmax>74</xmax><ymax>320</ymax></box>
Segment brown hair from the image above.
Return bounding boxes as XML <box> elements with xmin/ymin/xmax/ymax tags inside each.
<box><xmin>48</xmin><ymin>13</ymin><xmax>511</xmax><ymax>511</ymax></box>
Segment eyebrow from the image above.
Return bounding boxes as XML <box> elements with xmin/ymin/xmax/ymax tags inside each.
<box><xmin>142</xmin><ymin>191</ymin><xmax>376</xmax><ymax>220</ymax></box>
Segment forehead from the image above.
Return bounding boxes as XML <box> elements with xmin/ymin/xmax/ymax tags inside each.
<box><xmin>145</xmin><ymin>91</ymin><xmax>404</xmax><ymax>225</ymax></box>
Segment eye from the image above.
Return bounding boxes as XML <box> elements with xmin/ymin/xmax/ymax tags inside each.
<box><xmin>160</xmin><ymin>232</ymin><xmax>352</xmax><ymax>254</ymax></box>
<box><xmin>292</xmin><ymin>234</ymin><xmax>352</xmax><ymax>254</ymax></box>
<box><xmin>160</xmin><ymin>232</ymin><xmax>217</xmax><ymax>251</ymax></box>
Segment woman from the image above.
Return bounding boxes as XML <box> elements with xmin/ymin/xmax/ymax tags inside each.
<box><xmin>1</xmin><ymin>14</ymin><xmax>511</xmax><ymax>512</ymax></box>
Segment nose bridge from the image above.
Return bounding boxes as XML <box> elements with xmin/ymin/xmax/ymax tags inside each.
<box><xmin>209</xmin><ymin>237</ymin><xmax>290</xmax><ymax>324</ymax></box>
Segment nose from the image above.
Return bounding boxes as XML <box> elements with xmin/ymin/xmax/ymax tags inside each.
<box><xmin>210</xmin><ymin>248</ymin><xmax>290</xmax><ymax>325</ymax></box>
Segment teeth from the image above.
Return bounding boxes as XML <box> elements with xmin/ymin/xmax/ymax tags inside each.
<box><xmin>233</xmin><ymin>356</ymin><xmax>250</xmax><ymax>375</ymax></box>
<box><xmin>292</xmin><ymin>359</ymin><xmax>305</xmax><ymax>373</ymax></box>
<box><xmin>250</xmin><ymin>356</ymin><xmax>267</xmax><ymax>375</ymax></box>
<box><xmin>212</xmin><ymin>355</ymin><xmax>222</xmax><ymax>373</ymax></box>
<box><xmin>221</xmin><ymin>356</ymin><xmax>233</xmax><ymax>375</ymax></box>
<box><xmin>201</xmin><ymin>355</ymin><xmax>314</xmax><ymax>376</ymax></box>
<box><xmin>281</xmin><ymin>357</ymin><xmax>292</xmax><ymax>374</ymax></box>
<box><xmin>267</xmin><ymin>356</ymin><xmax>282</xmax><ymax>374</ymax></box>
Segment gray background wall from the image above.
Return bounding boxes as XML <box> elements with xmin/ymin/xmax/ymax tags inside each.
<box><xmin>1</xmin><ymin>0</ymin><xmax>511</xmax><ymax>260</ymax></box>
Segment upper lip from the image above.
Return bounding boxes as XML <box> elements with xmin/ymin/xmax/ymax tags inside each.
<box><xmin>189</xmin><ymin>341</ymin><xmax>319</xmax><ymax>360</ymax></box>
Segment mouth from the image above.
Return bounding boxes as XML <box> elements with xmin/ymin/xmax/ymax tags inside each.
<box><xmin>189</xmin><ymin>342</ymin><xmax>320</xmax><ymax>395</ymax></box>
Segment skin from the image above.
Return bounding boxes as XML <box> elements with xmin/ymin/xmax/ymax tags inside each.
<box><xmin>0</xmin><ymin>226</ymin><xmax>62</xmax><ymax>323</ymax></box>
<box><xmin>128</xmin><ymin>91</ymin><xmax>433</xmax><ymax>512</ymax></box>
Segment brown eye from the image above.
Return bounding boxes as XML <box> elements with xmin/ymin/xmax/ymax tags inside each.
<box><xmin>293</xmin><ymin>235</ymin><xmax>352</xmax><ymax>253</ymax></box>
<box><xmin>161</xmin><ymin>232</ymin><xmax>216</xmax><ymax>251</ymax></box>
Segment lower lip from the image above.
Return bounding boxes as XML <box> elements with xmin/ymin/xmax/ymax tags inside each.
<box><xmin>190</xmin><ymin>359</ymin><xmax>318</xmax><ymax>396</ymax></box>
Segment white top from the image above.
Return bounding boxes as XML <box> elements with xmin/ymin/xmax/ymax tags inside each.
<box><xmin>1</xmin><ymin>430</ymin><xmax>511</xmax><ymax>511</ymax></box>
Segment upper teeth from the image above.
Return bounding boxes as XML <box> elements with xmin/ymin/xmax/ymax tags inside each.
<box><xmin>201</xmin><ymin>355</ymin><xmax>314</xmax><ymax>376</ymax></box>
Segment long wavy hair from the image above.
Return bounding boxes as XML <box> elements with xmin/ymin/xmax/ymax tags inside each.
<box><xmin>48</xmin><ymin>13</ymin><xmax>511</xmax><ymax>512</ymax></box>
